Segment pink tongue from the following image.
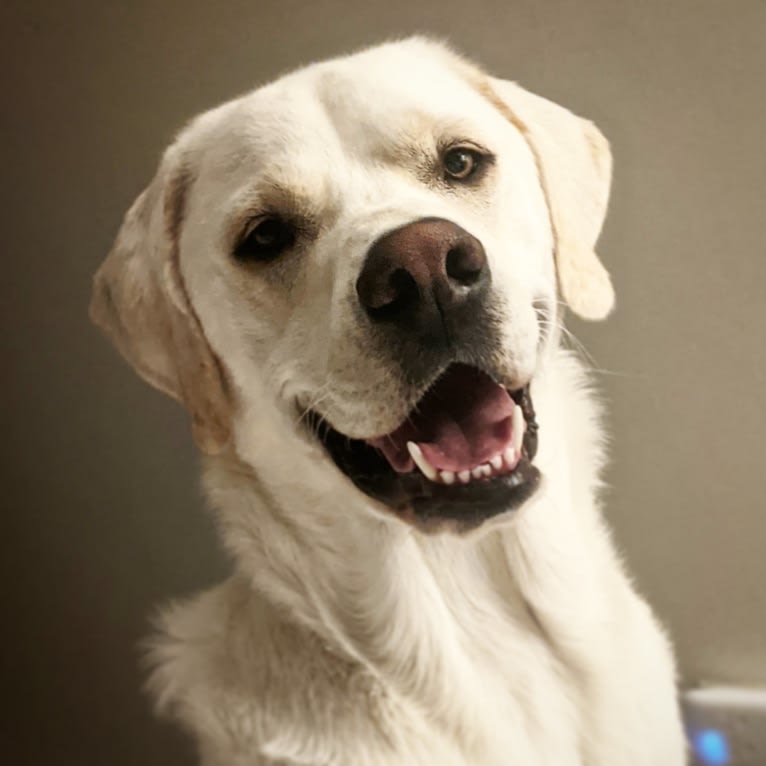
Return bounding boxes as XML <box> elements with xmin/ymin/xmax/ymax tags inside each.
<box><xmin>368</xmin><ymin>365</ymin><xmax>514</xmax><ymax>473</ymax></box>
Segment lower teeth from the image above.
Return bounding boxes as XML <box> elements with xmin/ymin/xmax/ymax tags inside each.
<box><xmin>406</xmin><ymin>442</ymin><xmax>521</xmax><ymax>485</ymax></box>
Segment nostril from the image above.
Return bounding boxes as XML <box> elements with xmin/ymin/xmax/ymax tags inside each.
<box><xmin>446</xmin><ymin>243</ymin><xmax>486</xmax><ymax>286</ymax></box>
<box><xmin>360</xmin><ymin>268</ymin><xmax>419</xmax><ymax>321</ymax></box>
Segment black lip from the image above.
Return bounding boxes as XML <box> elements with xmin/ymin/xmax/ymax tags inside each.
<box><xmin>307</xmin><ymin>379</ymin><xmax>540</xmax><ymax>533</ymax></box>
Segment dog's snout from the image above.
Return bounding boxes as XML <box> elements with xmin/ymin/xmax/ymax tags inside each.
<box><xmin>356</xmin><ymin>218</ymin><xmax>488</xmax><ymax>328</ymax></box>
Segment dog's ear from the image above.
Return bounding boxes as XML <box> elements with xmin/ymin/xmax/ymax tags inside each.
<box><xmin>90</xmin><ymin>145</ymin><xmax>232</xmax><ymax>453</ymax></box>
<box><xmin>480</xmin><ymin>78</ymin><xmax>615</xmax><ymax>320</ymax></box>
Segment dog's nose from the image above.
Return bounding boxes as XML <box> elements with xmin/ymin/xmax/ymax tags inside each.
<box><xmin>356</xmin><ymin>218</ymin><xmax>489</xmax><ymax>332</ymax></box>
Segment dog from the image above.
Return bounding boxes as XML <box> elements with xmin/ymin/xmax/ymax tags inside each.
<box><xmin>90</xmin><ymin>38</ymin><xmax>686</xmax><ymax>766</ymax></box>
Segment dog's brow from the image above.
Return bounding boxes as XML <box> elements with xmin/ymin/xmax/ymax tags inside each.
<box><xmin>228</xmin><ymin>179</ymin><xmax>329</xmax><ymax>240</ymax></box>
<box><xmin>370</xmin><ymin>117</ymin><xmax>490</xmax><ymax>170</ymax></box>
<box><xmin>260</xmin><ymin>179</ymin><xmax>322</xmax><ymax>215</ymax></box>
<box><xmin>372</xmin><ymin>133</ymin><xmax>433</xmax><ymax>168</ymax></box>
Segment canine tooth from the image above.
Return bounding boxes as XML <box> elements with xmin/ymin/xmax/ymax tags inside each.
<box><xmin>490</xmin><ymin>454</ymin><xmax>503</xmax><ymax>471</ymax></box>
<box><xmin>503</xmin><ymin>447</ymin><xmax>517</xmax><ymax>468</ymax></box>
<box><xmin>512</xmin><ymin>405</ymin><xmax>525</xmax><ymax>454</ymax></box>
<box><xmin>407</xmin><ymin>442</ymin><xmax>438</xmax><ymax>481</ymax></box>
<box><xmin>440</xmin><ymin>470</ymin><xmax>456</xmax><ymax>485</ymax></box>
<box><xmin>458</xmin><ymin>470</ymin><xmax>472</xmax><ymax>483</ymax></box>
<box><xmin>471</xmin><ymin>466</ymin><xmax>484</xmax><ymax>479</ymax></box>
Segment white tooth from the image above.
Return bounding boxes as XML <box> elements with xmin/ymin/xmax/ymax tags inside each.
<box><xmin>407</xmin><ymin>441</ymin><xmax>438</xmax><ymax>482</ymax></box>
<box><xmin>458</xmin><ymin>470</ymin><xmax>472</xmax><ymax>483</ymax></box>
<box><xmin>503</xmin><ymin>447</ymin><xmax>517</xmax><ymax>468</ymax></box>
<box><xmin>490</xmin><ymin>454</ymin><xmax>503</xmax><ymax>471</ymax></box>
<box><xmin>512</xmin><ymin>405</ymin><xmax>525</xmax><ymax>454</ymax></box>
<box><xmin>480</xmin><ymin>463</ymin><xmax>492</xmax><ymax>477</ymax></box>
<box><xmin>471</xmin><ymin>466</ymin><xmax>484</xmax><ymax>479</ymax></box>
<box><xmin>440</xmin><ymin>470</ymin><xmax>456</xmax><ymax>485</ymax></box>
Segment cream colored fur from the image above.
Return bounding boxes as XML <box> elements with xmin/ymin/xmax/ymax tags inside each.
<box><xmin>91</xmin><ymin>39</ymin><xmax>686</xmax><ymax>765</ymax></box>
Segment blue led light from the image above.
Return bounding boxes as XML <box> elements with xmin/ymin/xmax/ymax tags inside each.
<box><xmin>692</xmin><ymin>728</ymin><xmax>730</xmax><ymax>765</ymax></box>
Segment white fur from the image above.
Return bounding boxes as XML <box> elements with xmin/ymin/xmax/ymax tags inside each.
<box><xmin>93</xmin><ymin>39</ymin><xmax>686</xmax><ymax>765</ymax></box>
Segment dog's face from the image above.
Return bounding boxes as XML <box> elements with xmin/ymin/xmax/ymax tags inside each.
<box><xmin>91</xmin><ymin>39</ymin><xmax>614</xmax><ymax>532</ymax></box>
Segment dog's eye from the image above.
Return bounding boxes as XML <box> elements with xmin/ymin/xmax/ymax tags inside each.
<box><xmin>236</xmin><ymin>217</ymin><xmax>296</xmax><ymax>261</ymax></box>
<box><xmin>443</xmin><ymin>147</ymin><xmax>483</xmax><ymax>181</ymax></box>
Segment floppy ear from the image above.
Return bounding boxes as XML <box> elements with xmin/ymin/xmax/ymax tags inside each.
<box><xmin>90</xmin><ymin>145</ymin><xmax>232</xmax><ymax>453</ymax></box>
<box><xmin>481</xmin><ymin>78</ymin><xmax>615</xmax><ymax>320</ymax></box>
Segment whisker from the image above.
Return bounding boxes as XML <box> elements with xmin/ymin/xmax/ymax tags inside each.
<box><xmin>538</xmin><ymin>318</ymin><xmax>633</xmax><ymax>379</ymax></box>
<box><xmin>294</xmin><ymin>383</ymin><xmax>333</xmax><ymax>430</ymax></box>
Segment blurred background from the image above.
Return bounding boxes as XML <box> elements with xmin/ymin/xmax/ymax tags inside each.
<box><xmin>2</xmin><ymin>0</ymin><xmax>764</xmax><ymax>763</ymax></box>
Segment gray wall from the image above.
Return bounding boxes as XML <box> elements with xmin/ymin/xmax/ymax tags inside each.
<box><xmin>3</xmin><ymin>0</ymin><xmax>764</xmax><ymax>763</ymax></box>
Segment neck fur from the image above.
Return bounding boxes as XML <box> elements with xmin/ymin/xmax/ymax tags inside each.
<box><xmin>200</xmin><ymin>347</ymin><xmax>607</xmax><ymax>745</ymax></box>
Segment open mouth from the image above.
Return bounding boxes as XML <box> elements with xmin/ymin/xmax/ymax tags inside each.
<box><xmin>307</xmin><ymin>364</ymin><xmax>540</xmax><ymax>530</ymax></box>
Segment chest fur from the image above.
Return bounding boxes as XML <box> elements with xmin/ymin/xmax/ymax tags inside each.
<box><xmin>149</xmin><ymin>574</ymin><xmax>599</xmax><ymax>766</ymax></box>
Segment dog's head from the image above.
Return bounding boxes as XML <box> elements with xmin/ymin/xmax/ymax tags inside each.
<box><xmin>91</xmin><ymin>39</ymin><xmax>613</xmax><ymax>532</ymax></box>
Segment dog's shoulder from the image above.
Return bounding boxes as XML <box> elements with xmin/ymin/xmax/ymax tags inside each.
<box><xmin>145</xmin><ymin>578</ymin><xmax>406</xmax><ymax>764</ymax></box>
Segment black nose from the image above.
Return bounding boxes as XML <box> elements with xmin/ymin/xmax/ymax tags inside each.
<box><xmin>356</xmin><ymin>218</ymin><xmax>489</xmax><ymax>339</ymax></box>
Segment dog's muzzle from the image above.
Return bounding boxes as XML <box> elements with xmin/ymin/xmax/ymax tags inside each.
<box><xmin>305</xmin><ymin>218</ymin><xmax>541</xmax><ymax>532</ymax></box>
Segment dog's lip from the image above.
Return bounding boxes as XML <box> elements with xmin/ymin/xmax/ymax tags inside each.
<box><xmin>299</xmin><ymin>363</ymin><xmax>538</xmax><ymax>501</ymax></box>
<box><xmin>301</xmin><ymin>364</ymin><xmax>529</xmax><ymax>444</ymax></box>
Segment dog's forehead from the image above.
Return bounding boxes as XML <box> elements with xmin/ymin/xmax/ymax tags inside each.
<box><xmin>308</xmin><ymin>43</ymin><xmax>485</xmax><ymax>144</ymax></box>
<box><xmin>193</xmin><ymin>41</ymin><xmax>496</xmax><ymax>183</ymax></box>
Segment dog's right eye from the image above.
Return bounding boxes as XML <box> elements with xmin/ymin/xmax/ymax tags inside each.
<box><xmin>235</xmin><ymin>217</ymin><xmax>296</xmax><ymax>261</ymax></box>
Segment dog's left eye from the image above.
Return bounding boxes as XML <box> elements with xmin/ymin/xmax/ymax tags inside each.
<box><xmin>443</xmin><ymin>147</ymin><xmax>484</xmax><ymax>181</ymax></box>
<box><xmin>236</xmin><ymin>217</ymin><xmax>296</xmax><ymax>262</ymax></box>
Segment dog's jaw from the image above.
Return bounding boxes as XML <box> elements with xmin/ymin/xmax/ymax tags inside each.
<box><xmin>294</xmin><ymin>364</ymin><xmax>541</xmax><ymax>533</ymax></box>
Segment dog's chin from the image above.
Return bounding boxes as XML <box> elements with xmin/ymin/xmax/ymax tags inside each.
<box><xmin>304</xmin><ymin>363</ymin><xmax>541</xmax><ymax>533</ymax></box>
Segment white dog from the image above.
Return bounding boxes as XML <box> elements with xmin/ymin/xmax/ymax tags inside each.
<box><xmin>91</xmin><ymin>38</ymin><xmax>686</xmax><ymax>766</ymax></box>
